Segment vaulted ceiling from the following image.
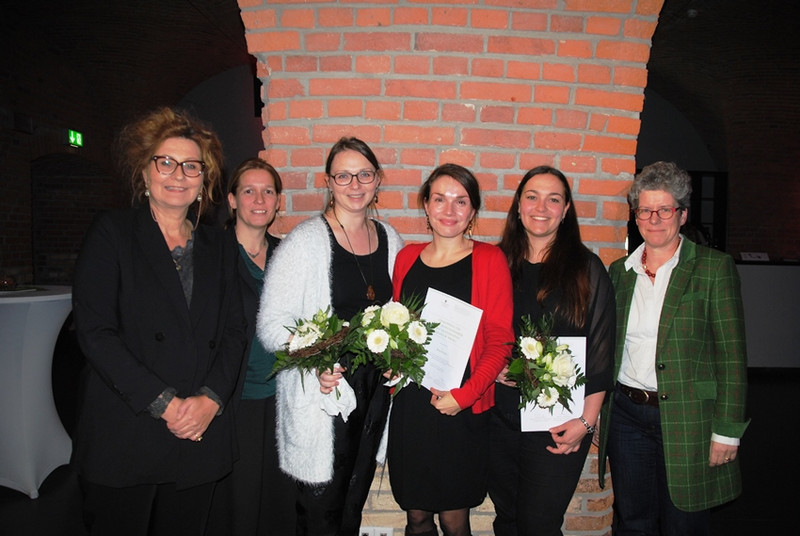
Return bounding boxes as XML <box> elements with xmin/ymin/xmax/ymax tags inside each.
<box><xmin>3</xmin><ymin>0</ymin><xmax>798</xmax><ymax>174</ymax></box>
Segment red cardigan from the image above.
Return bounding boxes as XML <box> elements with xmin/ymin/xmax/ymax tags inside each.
<box><xmin>392</xmin><ymin>240</ymin><xmax>514</xmax><ymax>414</ymax></box>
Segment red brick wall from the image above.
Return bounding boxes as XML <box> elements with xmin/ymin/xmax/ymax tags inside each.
<box><xmin>238</xmin><ymin>1</ymin><xmax>665</xmax><ymax>534</ymax></box>
<box><xmin>239</xmin><ymin>0</ymin><xmax>664</xmax><ymax>269</ymax></box>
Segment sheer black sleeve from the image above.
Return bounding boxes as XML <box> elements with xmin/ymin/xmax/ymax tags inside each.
<box><xmin>584</xmin><ymin>253</ymin><xmax>616</xmax><ymax>396</ymax></box>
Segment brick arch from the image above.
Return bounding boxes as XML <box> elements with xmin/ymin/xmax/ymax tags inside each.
<box><xmin>239</xmin><ymin>1</ymin><xmax>665</xmax><ymax>534</ymax></box>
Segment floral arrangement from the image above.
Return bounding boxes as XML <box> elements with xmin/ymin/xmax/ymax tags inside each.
<box><xmin>270</xmin><ymin>307</ymin><xmax>350</xmax><ymax>389</ymax></box>
<box><xmin>346</xmin><ymin>296</ymin><xmax>438</xmax><ymax>396</ymax></box>
<box><xmin>506</xmin><ymin>314</ymin><xmax>586</xmax><ymax>412</ymax></box>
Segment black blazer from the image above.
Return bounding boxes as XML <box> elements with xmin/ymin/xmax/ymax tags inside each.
<box><xmin>72</xmin><ymin>205</ymin><xmax>247</xmax><ymax>489</ymax></box>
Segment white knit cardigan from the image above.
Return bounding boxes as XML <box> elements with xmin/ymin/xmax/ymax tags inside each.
<box><xmin>256</xmin><ymin>215</ymin><xmax>404</xmax><ymax>484</ymax></box>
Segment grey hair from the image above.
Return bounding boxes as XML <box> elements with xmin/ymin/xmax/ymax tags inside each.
<box><xmin>628</xmin><ymin>161</ymin><xmax>692</xmax><ymax>209</ymax></box>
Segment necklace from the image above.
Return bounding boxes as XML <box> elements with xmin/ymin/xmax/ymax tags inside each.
<box><xmin>331</xmin><ymin>210</ymin><xmax>375</xmax><ymax>301</ymax></box>
<box><xmin>641</xmin><ymin>237</ymin><xmax>681</xmax><ymax>279</ymax></box>
<box><xmin>244</xmin><ymin>239</ymin><xmax>266</xmax><ymax>259</ymax></box>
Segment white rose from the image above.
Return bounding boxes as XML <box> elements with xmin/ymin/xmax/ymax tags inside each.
<box><xmin>537</xmin><ymin>386</ymin><xmax>559</xmax><ymax>408</ymax></box>
<box><xmin>367</xmin><ymin>329</ymin><xmax>390</xmax><ymax>353</ymax></box>
<box><xmin>551</xmin><ymin>352</ymin><xmax>577</xmax><ymax>387</ymax></box>
<box><xmin>380</xmin><ymin>301</ymin><xmax>410</xmax><ymax>328</ymax></box>
<box><xmin>519</xmin><ymin>337</ymin><xmax>542</xmax><ymax>360</ymax></box>
<box><xmin>407</xmin><ymin>321</ymin><xmax>428</xmax><ymax>344</ymax></box>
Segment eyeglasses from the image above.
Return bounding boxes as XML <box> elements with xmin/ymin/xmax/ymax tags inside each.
<box><xmin>152</xmin><ymin>156</ymin><xmax>205</xmax><ymax>178</ymax></box>
<box><xmin>329</xmin><ymin>170</ymin><xmax>377</xmax><ymax>186</ymax></box>
<box><xmin>632</xmin><ymin>207</ymin><xmax>683</xmax><ymax>220</ymax></box>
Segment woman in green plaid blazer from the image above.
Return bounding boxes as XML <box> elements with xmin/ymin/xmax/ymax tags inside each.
<box><xmin>597</xmin><ymin>162</ymin><xmax>749</xmax><ymax>535</ymax></box>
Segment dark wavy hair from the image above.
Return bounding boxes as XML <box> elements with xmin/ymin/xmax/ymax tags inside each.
<box><xmin>498</xmin><ymin>165</ymin><xmax>591</xmax><ymax>328</ymax></box>
<box><xmin>418</xmin><ymin>163</ymin><xmax>481</xmax><ymax>214</ymax></box>
<box><xmin>117</xmin><ymin>107</ymin><xmax>224</xmax><ymax>216</ymax></box>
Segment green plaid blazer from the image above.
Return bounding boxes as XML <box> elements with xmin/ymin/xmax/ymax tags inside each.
<box><xmin>598</xmin><ymin>238</ymin><xmax>750</xmax><ymax>511</ymax></box>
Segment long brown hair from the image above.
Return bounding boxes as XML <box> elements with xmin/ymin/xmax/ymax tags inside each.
<box><xmin>498</xmin><ymin>166</ymin><xmax>591</xmax><ymax>328</ymax></box>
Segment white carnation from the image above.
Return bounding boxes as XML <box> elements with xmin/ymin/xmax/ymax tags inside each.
<box><xmin>288</xmin><ymin>324</ymin><xmax>321</xmax><ymax>351</ymax></box>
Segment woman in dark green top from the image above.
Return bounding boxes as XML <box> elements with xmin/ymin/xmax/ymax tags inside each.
<box><xmin>207</xmin><ymin>158</ymin><xmax>295</xmax><ymax>535</ymax></box>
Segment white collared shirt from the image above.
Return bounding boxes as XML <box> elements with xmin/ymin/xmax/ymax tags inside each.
<box><xmin>617</xmin><ymin>236</ymin><xmax>738</xmax><ymax>446</ymax></box>
<box><xmin>617</xmin><ymin>239</ymin><xmax>682</xmax><ymax>392</ymax></box>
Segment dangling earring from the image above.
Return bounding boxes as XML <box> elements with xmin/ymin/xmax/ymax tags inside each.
<box><xmin>145</xmin><ymin>189</ymin><xmax>150</xmax><ymax>197</ymax></box>
<box><xmin>197</xmin><ymin>192</ymin><xmax>203</xmax><ymax>202</ymax></box>
<box><xmin>328</xmin><ymin>190</ymin><xmax>334</xmax><ymax>208</ymax></box>
<box><xmin>425</xmin><ymin>215</ymin><xmax>431</xmax><ymax>231</ymax></box>
<box><xmin>467</xmin><ymin>220</ymin><xmax>474</xmax><ymax>238</ymax></box>
<box><xmin>373</xmin><ymin>189</ymin><xmax>379</xmax><ymax>206</ymax></box>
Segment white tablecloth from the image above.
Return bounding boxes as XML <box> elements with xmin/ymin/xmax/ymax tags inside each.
<box><xmin>0</xmin><ymin>285</ymin><xmax>73</xmax><ymax>498</ymax></box>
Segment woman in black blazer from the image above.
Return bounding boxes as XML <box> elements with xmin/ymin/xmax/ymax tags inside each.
<box><xmin>72</xmin><ymin>107</ymin><xmax>247</xmax><ymax>535</ymax></box>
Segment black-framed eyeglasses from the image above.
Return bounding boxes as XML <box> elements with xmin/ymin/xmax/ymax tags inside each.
<box><xmin>329</xmin><ymin>170</ymin><xmax>377</xmax><ymax>186</ymax></box>
<box><xmin>152</xmin><ymin>155</ymin><xmax>205</xmax><ymax>178</ymax></box>
<box><xmin>632</xmin><ymin>206</ymin><xmax>683</xmax><ymax>220</ymax></box>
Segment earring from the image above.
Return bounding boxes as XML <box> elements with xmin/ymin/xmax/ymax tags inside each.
<box><xmin>145</xmin><ymin>189</ymin><xmax>150</xmax><ymax>197</ymax></box>
<box><xmin>467</xmin><ymin>220</ymin><xmax>474</xmax><ymax>238</ymax></box>
<box><xmin>328</xmin><ymin>191</ymin><xmax>334</xmax><ymax>208</ymax></box>
<box><xmin>373</xmin><ymin>189</ymin><xmax>379</xmax><ymax>206</ymax></box>
<box><xmin>425</xmin><ymin>215</ymin><xmax>431</xmax><ymax>230</ymax></box>
<box><xmin>197</xmin><ymin>192</ymin><xmax>203</xmax><ymax>202</ymax></box>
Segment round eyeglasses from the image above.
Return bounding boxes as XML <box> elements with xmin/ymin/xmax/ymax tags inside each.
<box><xmin>330</xmin><ymin>170</ymin><xmax>377</xmax><ymax>186</ymax></box>
<box><xmin>632</xmin><ymin>207</ymin><xmax>683</xmax><ymax>220</ymax></box>
<box><xmin>152</xmin><ymin>155</ymin><xmax>205</xmax><ymax>178</ymax></box>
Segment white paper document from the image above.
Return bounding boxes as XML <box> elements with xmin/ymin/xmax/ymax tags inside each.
<box><xmin>419</xmin><ymin>288</ymin><xmax>483</xmax><ymax>391</ymax></box>
<box><xmin>520</xmin><ymin>336</ymin><xmax>586</xmax><ymax>432</ymax></box>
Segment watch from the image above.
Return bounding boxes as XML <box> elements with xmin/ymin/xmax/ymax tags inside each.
<box><xmin>579</xmin><ymin>416</ymin><xmax>596</xmax><ymax>434</ymax></box>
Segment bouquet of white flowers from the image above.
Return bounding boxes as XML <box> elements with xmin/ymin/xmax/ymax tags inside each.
<box><xmin>270</xmin><ymin>307</ymin><xmax>350</xmax><ymax>390</ymax></box>
<box><xmin>506</xmin><ymin>314</ymin><xmax>586</xmax><ymax>413</ymax></box>
<box><xmin>346</xmin><ymin>296</ymin><xmax>438</xmax><ymax>396</ymax></box>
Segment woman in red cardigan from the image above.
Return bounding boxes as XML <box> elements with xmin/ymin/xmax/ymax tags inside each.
<box><xmin>388</xmin><ymin>164</ymin><xmax>514</xmax><ymax>536</ymax></box>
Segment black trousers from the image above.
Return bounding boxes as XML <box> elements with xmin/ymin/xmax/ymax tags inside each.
<box><xmin>206</xmin><ymin>396</ymin><xmax>297</xmax><ymax>535</ymax></box>
<box><xmin>488</xmin><ymin>394</ymin><xmax>592</xmax><ymax>536</ymax></box>
<box><xmin>80</xmin><ymin>478</ymin><xmax>215</xmax><ymax>536</ymax></box>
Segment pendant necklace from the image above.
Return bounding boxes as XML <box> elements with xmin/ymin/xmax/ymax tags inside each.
<box><xmin>332</xmin><ymin>210</ymin><xmax>375</xmax><ymax>301</ymax></box>
<box><xmin>245</xmin><ymin>239</ymin><xmax>266</xmax><ymax>259</ymax></box>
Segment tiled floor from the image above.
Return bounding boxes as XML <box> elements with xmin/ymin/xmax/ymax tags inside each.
<box><xmin>0</xmin><ymin>323</ymin><xmax>794</xmax><ymax>535</ymax></box>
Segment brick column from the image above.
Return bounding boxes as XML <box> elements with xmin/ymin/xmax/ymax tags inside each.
<box><xmin>239</xmin><ymin>1</ymin><xmax>664</xmax><ymax>534</ymax></box>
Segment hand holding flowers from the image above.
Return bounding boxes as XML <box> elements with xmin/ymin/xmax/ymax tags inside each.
<box><xmin>506</xmin><ymin>314</ymin><xmax>586</xmax><ymax>413</ymax></box>
<box><xmin>346</xmin><ymin>296</ymin><xmax>438</xmax><ymax>396</ymax></box>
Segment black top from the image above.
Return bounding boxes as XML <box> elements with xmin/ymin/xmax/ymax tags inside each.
<box><xmin>325</xmin><ymin>219</ymin><xmax>392</xmax><ymax>318</ymax></box>
<box><xmin>497</xmin><ymin>250</ymin><xmax>615</xmax><ymax>416</ymax></box>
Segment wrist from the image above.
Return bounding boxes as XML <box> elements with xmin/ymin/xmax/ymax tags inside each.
<box><xmin>579</xmin><ymin>416</ymin><xmax>596</xmax><ymax>434</ymax></box>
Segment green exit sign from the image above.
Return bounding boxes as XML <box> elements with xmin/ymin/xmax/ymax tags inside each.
<box><xmin>68</xmin><ymin>129</ymin><xmax>84</xmax><ymax>147</ymax></box>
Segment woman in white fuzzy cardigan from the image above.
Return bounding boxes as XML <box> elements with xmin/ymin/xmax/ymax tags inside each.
<box><xmin>257</xmin><ymin>137</ymin><xmax>404</xmax><ymax>536</ymax></box>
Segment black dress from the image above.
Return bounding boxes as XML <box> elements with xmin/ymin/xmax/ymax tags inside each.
<box><xmin>294</xmin><ymin>220</ymin><xmax>393</xmax><ymax>536</ymax></box>
<box><xmin>388</xmin><ymin>254</ymin><xmax>490</xmax><ymax>511</ymax></box>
